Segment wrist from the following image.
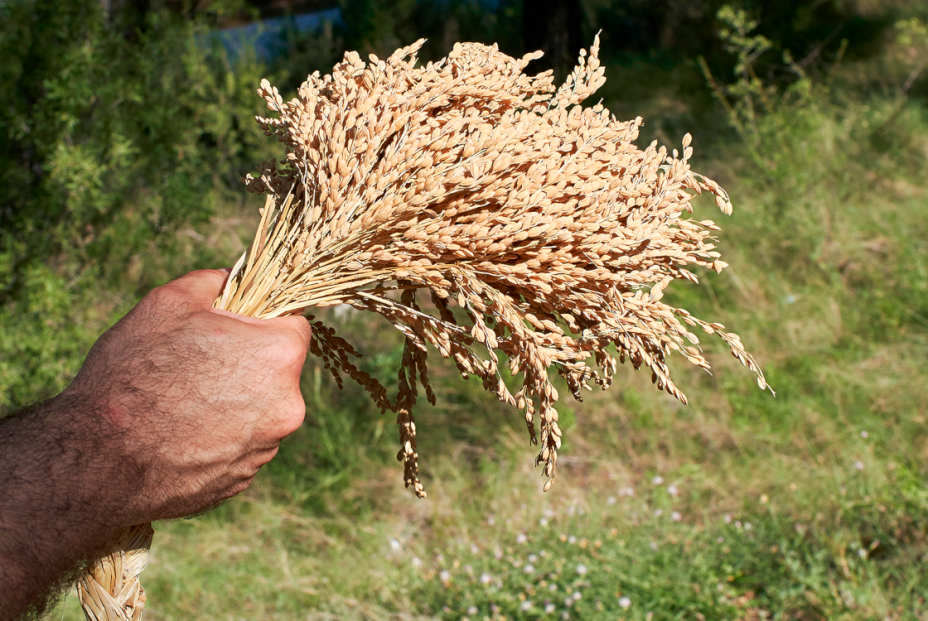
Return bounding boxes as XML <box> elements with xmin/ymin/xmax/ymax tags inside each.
<box><xmin>51</xmin><ymin>388</ymin><xmax>148</xmax><ymax>528</ymax></box>
<box><xmin>0</xmin><ymin>397</ymin><xmax>114</xmax><ymax>616</ymax></box>
<box><xmin>0</xmin><ymin>393</ymin><xmax>138</xmax><ymax>566</ymax></box>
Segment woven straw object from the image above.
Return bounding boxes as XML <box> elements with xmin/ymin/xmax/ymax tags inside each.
<box><xmin>76</xmin><ymin>523</ymin><xmax>153</xmax><ymax>620</ymax></box>
<box><xmin>77</xmin><ymin>37</ymin><xmax>770</xmax><ymax>620</ymax></box>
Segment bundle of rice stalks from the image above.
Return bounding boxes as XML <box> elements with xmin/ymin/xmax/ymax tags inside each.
<box><xmin>79</xmin><ymin>36</ymin><xmax>771</xmax><ymax>620</ymax></box>
<box><xmin>218</xmin><ymin>35</ymin><xmax>772</xmax><ymax>495</ymax></box>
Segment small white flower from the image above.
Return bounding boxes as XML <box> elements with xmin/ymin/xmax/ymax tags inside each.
<box><xmin>858</xmin><ymin>549</ymin><xmax>867</xmax><ymax>559</ymax></box>
<box><xmin>480</xmin><ymin>572</ymin><xmax>492</xmax><ymax>585</ymax></box>
<box><xmin>607</xmin><ymin>496</ymin><xmax>617</xmax><ymax>505</ymax></box>
<box><xmin>572</xmin><ymin>591</ymin><xmax>582</xmax><ymax>601</ymax></box>
<box><xmin>561</xmin><ymin>612</ymin><xmax>570</xmax><ymax>620</ymax></box>
<box><xmin>467</xmin><ymin>606</ymin><xmax>478</xmax><ymax>615</ymax></box>
<box><xmin>667</xmin><ymin>484</ymin><xmax>678</xmax><ymax>497</ymax></box>
<box><xmin>650</xmin><ymin>541</ymin><xmax>658</xmax><ymax>551</ymax></box>
<box><xmin>564</xmin><ymin>596</ymin><xmax>573</xmax><ymax>607</ymax></box>
<box><xmin>744</xmin><ymin>522</ymin><xmax>753</xmax><ymax>531</ymax></box>
<box><xmin>544</xmin><ymin>508</ymin><xmax>555</xmax><ymax>518</ymax></box>
<box><xmin>439</xmin><ymin>570</ymin><xmax>451</xmax><ymax>583</ymax></box>
<box><xmin>619</xmin><ymin>596</ymin><xmax>631</xmax><ymax>609</ymax></box>
<box><xmin>521</xmin><ymin>601</ymin><xmax>533</xmax><ymax>611</ymax></box>
<box><xmin>623</xmin><ymin>486</ymin><xmax>635</xmax><ymax>496</ymax></box>
<box><xmin>568</xmin><ymin>535</ymin><xmax>577</xmax><ymax>544</ymax></box>
<box><xmin>735</xmin><ymin>521</ymin><xmax>742</xmax><ymax>529</ymax></box>
<box><xmin>545</xmin><ymin>603</ymin><xmax>556</xmax><ymax>613</ymax></box>
<box><xmin>724</xmin><ymin>514</ymin><xmax>732</xmax><ymax>524</ymax></box>
<box><xmin>861</xmin><ymin>431</ymin><xmax>869</xmax><ymax>439</ymax></box>
<box><xmin>549</xmin><ymin>583</ymin><xmax>558</xmax><ymax>591</ymax></box>
<box><xmin>517</xmin><ymin>533</ymin><xmax>528</xmax><ymax>544</ymax></box>
<box><xmin>671</xmin><ymin>511</ymin><xmax>681</xmax><ymax>522</ymax></box>
<box><xmin>528</xmin><ymin>554</ymin><xmax>538</xmax><ymax>563</ymax></box>
<box><xmin>540</xmin><ymin>550</ymin><xmax>548</xmax><ymax>557</ymax></box>
<box><xmin>576</xmin><ymin>563</ymin><xmax>588</xmax><ymax>575</ymax></box>
<box><xmin>389</xmin><ymin>538</ymin><xmax>401</xmax><ymax>551</ymax></box>
<box><xmin>524</xmin><ymin>563</ymin><xmax>535</xmax><ymax>573</ymax></box>
<box><xmin>654</xmin><ymin>509</ymin><xmax>663</xmax><ymax>517</ymax></box>
<box><xmin>854</xmin><ymin>460</ymin><xmax>865</xmax><ymax>471</ymax></box>
<box><xmin>470</xmin><ymin>543</ymin><xmax>479</xmax><ymax>554</ymax></box>
<box><xmin>411</xmin><ymin>556</ymin><xmax>422</xmax><ymax>568</ymax></box>
<box><xmin>494</xmin><ymin>548</ymin><xmax>503</xmax><ymax>560</ymax></box>
<box><xmin>652</xmin><ymin>476</ymin><xmax>664</xmax><ymax>485</ymax></box>
<box><xmin>487</xmin><ymin>516</ymin><xmax>496</xmax><ymax>526</ymax></box>
<box><xmin>540</xmin><ymin>517</ymin><xmax>549</xmax><ymax>526</ymax></box>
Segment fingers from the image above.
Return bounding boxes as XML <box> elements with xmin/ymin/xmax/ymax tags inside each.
<box><xmin>229</xmin><ymin>314</ymin><xmax>312</xmax><ymax>381</ymax></box>
<box><xmin>162</xmin><ymin>269</ymin><xmax>232</xmax><ymax>310</ymax></box>
<box><xmin>263</xmin><ymin>319</ymin><xmax>310</xmax><ymax>439</ymax></box>
<box><xmin>276</xmin><ymin>396</ymin><xmax>306</xmax><ymax>439</ymax></box>
<box><xmin>266</xmin><ymin>315</ymin><xmax>313</xmax><ymax>358</ymax></box>
<box><xmin>221</xmin><ymin>475</ymin><xmax>256</xmax><ymax>504</ymax></box>
<box><xmin>251</xmin><ymin>445</ymin><xmax>280</xmax><ymax>469</ymax></box>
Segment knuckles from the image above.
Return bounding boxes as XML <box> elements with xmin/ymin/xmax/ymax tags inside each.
<box><xmin>267</xmin><ymin>336</ymin><xmax>310</xmax><ymax>374</ymax></box>
<box><xmin>143</xmin><ymin>284</ymin><xmax>188</xmax><ymax>314</ymax></box>
<box><xmin>277</xmin><ymin>397</ymin><xmax>306</xmax><ymax>438</ymax></box>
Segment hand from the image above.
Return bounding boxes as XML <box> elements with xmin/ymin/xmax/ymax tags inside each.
<box><xmin>63</xmin><ymin>269</ymin><xmax>313</xmax><ymax>523</ymax></box>
<box><xmin>0</xmin><ymin>269</ymin><xmax>312</xmax><ymax>619</ymax></box>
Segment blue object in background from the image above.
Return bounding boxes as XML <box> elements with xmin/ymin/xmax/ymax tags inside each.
<box><xmin>216</xmin><ymin>7</ymin><xmax>342</xmax><ymax>61</ymax></box>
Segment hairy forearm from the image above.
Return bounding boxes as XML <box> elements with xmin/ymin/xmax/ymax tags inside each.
<box><xmin>0</xmin><ymin>393</ymin><xmax>135</xmax><ymax>620</ymax></box>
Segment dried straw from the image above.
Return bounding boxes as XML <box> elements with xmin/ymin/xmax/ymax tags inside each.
<box><xmin>76</xmin><ymin>523</ymin><xmax>153</xmax><ymax>620</ymax></box>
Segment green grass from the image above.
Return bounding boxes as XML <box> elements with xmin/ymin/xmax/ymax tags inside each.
<box><xmin>48</xmin><ymin>51</ymin><xmax>928</xmax><ymax>621</ymax></box>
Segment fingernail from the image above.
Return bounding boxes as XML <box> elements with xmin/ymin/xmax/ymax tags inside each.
<box><xmin>220</xmin><ymin>267</ymin><xmax>233</xmax><ymax>274</ymax></box>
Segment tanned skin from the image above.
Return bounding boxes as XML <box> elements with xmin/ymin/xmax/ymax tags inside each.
<box><xmin>0</xmin><ymin>269</ymin><xmax>313</xmax><ymax>620</ymax></box>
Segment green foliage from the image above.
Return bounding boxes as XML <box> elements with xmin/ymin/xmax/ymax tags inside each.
<box><xmin>896</xmin><ymin>17</ymin><xmax>928</xmax><ymax>96</ymax></box>
<box><xmin>0</xmin><ymin>0</ymin><xmax>276</xmax><ymax>409</ymax></box>
<box><xmin>707</xmin><ymin>5</ymin><xmax>776</xmax><ymax>141</ymax></box>
<box><xmin>0</xmin><ymin>262</ymin><xmax>99</xmax><ymax>406</ymax></box>
<box><xmin>405</xmin><ymin>487</ymin><xmax>928</xmax><ymax>620</ymax></box>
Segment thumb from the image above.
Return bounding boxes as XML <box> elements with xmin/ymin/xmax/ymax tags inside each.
<box><xmin>163</xmin><ymin>268</ymin><xmax>232</xmax><ymax>309</ymax></box>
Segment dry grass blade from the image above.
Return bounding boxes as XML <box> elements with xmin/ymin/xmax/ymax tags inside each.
<box><xmin>215</xmin><ymin>36</ymin><xmax>774</xmax><ymax>496</ymax></box>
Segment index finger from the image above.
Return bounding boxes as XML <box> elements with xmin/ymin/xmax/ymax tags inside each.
<box><xmin>162</xmin><ymin>269</ymin><xmax>232</xmax><ymax>310</ymax></box>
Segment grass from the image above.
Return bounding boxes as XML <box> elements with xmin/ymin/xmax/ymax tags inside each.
<box><xmin>49</xmin><ymin>51</ymin><xmax>928</xmax><ymax>621</ymax></box>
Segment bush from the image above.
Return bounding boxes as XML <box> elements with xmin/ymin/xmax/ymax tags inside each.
<box><xmin>0</xmin><ymin>0</ymin><xmax>274</xmax><ymax>409</ymax></box>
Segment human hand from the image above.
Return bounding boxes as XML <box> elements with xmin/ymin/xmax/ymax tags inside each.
<box><xmin>63</xmin><ymin>269</ymin><xmax>312</xmax><ymax>524</ymax></box>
